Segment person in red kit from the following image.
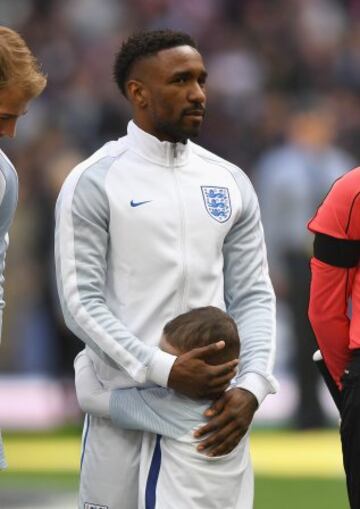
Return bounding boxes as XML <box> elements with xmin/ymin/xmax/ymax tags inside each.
<box><xmin>308</xmin><ymin>165</ymin><xmax>360</xmax><ymax>509</ymax></box>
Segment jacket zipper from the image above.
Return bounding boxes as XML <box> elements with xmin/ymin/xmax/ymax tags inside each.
<box><xmin>172</xmin><ymin>143</ymin><xmax>187</xmax><ymax>313</ymax></box>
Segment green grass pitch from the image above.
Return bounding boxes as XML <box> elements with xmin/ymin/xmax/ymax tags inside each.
<box><xmin>0</xmin><ymin>428</ymin><xmax>349</xmax><ymax>508</ymax></box>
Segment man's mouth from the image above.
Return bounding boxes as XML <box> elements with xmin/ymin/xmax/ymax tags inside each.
<box><xmin>183</xmin><ymin>109</ymin><xmax>205</xmax><ymax>118</ymax></box>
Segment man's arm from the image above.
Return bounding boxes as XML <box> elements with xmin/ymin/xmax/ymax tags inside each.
<box><xmin>0</xmin><ymin>160</ymin><xmax>18</xmax><ymax>336</ymax></box>
<box><xmin>55</xmin><ymin>157</ymin><xmax>175</xmax><ymax>386</ymax></box>
<box><xmin>0</xmin><ymin>156</ymin><xmax>18</xmax><ymax>470</ymax></box>
<box><xmin>223</xmin><ymin>172</ymin><xmax>277</xmax><ymax>403</ymax></box>
<box><xmin>308</xmin><ymin>255</ymin><xmax>354</xmax><ymax>389</ymax></box>
<box><xmin>56</xmin><ymin>156</ymin><xmax>237</xmax><ymax>391</ymax></box>
<box><xmin>196</xmin><ymin>171</ymin><xmax>277</xmax><ymax>455</ymax></box>
<box><xmin>308</xmin><ymin>167</ymin><xmax>360</xmax><ymax>389</ymax></box>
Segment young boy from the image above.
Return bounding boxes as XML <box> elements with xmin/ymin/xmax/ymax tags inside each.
<box><xmin>75</xmin><ymin>307</ymin><xmax>253</xmax><ymax>509</ymax></box>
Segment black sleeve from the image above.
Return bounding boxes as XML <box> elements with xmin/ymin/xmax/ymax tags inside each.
<box><xmin>313</xmin><ymin>232</ymin><xmax>360</xmax><ymax>268</ymax></box>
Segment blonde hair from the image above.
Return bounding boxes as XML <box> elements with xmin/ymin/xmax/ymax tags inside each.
<box><xmin>0</xmin><ymin>26</ymin><xmax>46</xmax><ymax>98</ymax></box>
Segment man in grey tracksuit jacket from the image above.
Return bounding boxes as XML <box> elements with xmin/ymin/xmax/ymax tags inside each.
<box><xmin>0</xmin><ymin>26</ymin><xmax>46</xmax><ymax>470</ymax></box>
<box><xmin>55</xmin><ymin>30</ymin><xmax>277</xmax><ymax>508</ymax></box>
<box><xmin>0</xmin><ymin>151</ymin><xmax>18</xmax><ymax>469</ymax></box>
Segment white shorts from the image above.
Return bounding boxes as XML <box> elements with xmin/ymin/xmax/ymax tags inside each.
<box><xmin>79</xmin><ymin>414</ymin><xmax>142</xmax><ymax>509</ymax></box>
<box><xmin>139</xmin><ymin>432</ymin><xmax>254</xmax><ymax>509</ymax></box>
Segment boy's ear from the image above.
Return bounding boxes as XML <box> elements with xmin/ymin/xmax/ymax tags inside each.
<box><xmin>159</xmin><ymin>335</ymin><xmax>180</xmax><ymax>356</ymax></box>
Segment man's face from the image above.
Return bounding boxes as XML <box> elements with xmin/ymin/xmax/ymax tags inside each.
<box><xmin>0</xmin><ymin>86</ymin><xmax>29</xmax><ymax>138</ymax></box>
<box><xmin>131</xmin><ymin>45</ymin><xmax>207</xmax><ymax>142</ymax></box>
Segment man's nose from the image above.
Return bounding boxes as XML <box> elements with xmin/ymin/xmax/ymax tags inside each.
<box><xmin>188</xmin><ymin>82</ymin><xmax>206</xmax><ymax>104</ymax></box>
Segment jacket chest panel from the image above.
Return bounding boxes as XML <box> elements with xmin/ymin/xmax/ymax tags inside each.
<box><xmin>105</xmin><ymin>160</ymin><xmax>241</xmax><ymax>267</ymax></box>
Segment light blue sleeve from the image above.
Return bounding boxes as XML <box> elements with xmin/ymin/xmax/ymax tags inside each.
<box><xmin>224</xmin><ymin>169</ymin><xmax>278</xmax><ymax>404</ymax></box>
<box><xmin>0</xmin><ymin>151</ymin><xmax>18</xmax><ymax>470</ymax></box>
<box><xmin>0</xmin><ymin>152</ymin><xmax>18</xmax><ymax>335</ymax></box>
<box><xmin>109</xmin><ymin>386</ymin><xmax>207</xmax><ymax>439</ymax></box>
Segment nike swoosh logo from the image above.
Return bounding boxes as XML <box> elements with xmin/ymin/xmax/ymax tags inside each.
<box><xmin>130</xmin><ymin>200</ymin><xmax>152</xmax><ymax>207</ymax></box>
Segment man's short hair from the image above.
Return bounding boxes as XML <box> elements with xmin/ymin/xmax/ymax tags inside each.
<box><xmin>0</xmin><ymin>26</ymin><xmax>46</xmax><ymax>97</ymax></box>
<box><xmin>113</xmin><ymin>29</ymin><xmax>197</xmax><ymax>96</ymax></box>
<box><xmin>163</xmin><ymin>306</ymin><xmax>240</xmax><ymax>365</ymax></box>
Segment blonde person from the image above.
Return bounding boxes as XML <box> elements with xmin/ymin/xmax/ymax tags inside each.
<box><xmin>0</xmin><ymin>26</ymin><xmax>46</xmax><ymax>468</ymax></box>
<box><xmin>75</xmin><ymin>307</ymin><xmax>253</xmax><ymax>509</ymax></box>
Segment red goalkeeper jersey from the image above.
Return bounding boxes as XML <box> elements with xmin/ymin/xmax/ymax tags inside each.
<box><xmin>308</xmin><ymin>166</ymin><xmax>360</xmax><ymax>388</ymax></box>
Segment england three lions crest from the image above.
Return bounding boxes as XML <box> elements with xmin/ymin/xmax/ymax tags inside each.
<box><xmin>201</xmin><ymin>186</ymin><xmax>232</xmax><ymax>223</ymax></box>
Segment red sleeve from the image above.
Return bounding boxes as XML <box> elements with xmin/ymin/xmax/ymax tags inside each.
<box><xmin>308</xmin><ymin>166</ymin><xmax>360</xmax><ymax>389</ymax></box>
<box><xmin>350</xmin><ymin>269</ymin><xmax>360</xmax><ymax>351</ymax></box>
<box><xmin>309</xmin><ymin>258</ymin><xmax>355</xmax><ymax>388</ymax></box>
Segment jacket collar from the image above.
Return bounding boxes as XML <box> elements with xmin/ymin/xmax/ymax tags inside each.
<box><xmin>127</xmin><ymin>120</ymin><xmax>190</xmax><ymax>167</ymax></box>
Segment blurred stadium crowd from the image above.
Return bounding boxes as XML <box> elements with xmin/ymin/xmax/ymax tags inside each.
<box><xmin>1</xmin><ymin>0</ymin><xmax>359</xmax><ymax>428</ymax></box>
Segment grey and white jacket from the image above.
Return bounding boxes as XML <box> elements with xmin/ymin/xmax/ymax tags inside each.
<box><xmin>55</xmin><ymin>121</ymin><xmax>277</xmax><ymax>403</ymax></box>
<box><xmin>0</xmin><ymin>149</ymin><xmax>18</xmax><ymax>469</ymax></box>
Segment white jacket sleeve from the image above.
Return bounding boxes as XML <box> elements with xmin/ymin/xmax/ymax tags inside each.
<box><xmin>55</xmin><ymin>157</ymin><xmax>176</xmax><ymax>386</ymax></box>
<box><xmin>224</xmin><ymin>170</ymin><xmax>278</xmax><ymax>404</ymax></box>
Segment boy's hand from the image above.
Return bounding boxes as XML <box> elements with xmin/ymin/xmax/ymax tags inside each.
<box><xmin>194</xmin><ymin>388</ymin><xmax>258</xmax><ymax>456</ymax></box>
<box><xmin>167</xmin><ymin>341</ymin><xmax>238</xmax><ymax>399</ymax></box>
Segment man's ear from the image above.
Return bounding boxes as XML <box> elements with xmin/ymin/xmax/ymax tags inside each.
<box><xmin>126</xmin><ymin>79</ymin><xmax>148</xmax><ymax>108</ymax></box>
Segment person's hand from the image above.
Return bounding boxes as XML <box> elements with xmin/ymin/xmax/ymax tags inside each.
<box><xmin>194</xmin><ymin>387</ymin><xmax>258</xmax><ymax>456</ymax></box>
<box><xmin>167</xmin><ymin>340</ymin><xmax>238</xmax><ymax>399</ymax></box>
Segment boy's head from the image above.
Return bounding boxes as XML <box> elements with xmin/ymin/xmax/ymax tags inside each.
<box><xmin>161</xmin><ymin>306</ymin><xmax>240</xmax><ymax>365</ymax></box>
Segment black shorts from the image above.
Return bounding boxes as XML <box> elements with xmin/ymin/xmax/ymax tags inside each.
<box><xmin>340</xmin><ymin>350</ymin><xmax>360</xmax><ymax>509</ymax></box>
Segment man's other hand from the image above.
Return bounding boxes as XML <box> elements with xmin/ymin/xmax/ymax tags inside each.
<box><xmin>167</xmin><ymin>341</ymin><xmax>238</xmax><ymax>399</ymax></box>
<box><xmin>194</xmin><ymin>388</ymin><xmax>258</xmax><ymax>456</ymax></box>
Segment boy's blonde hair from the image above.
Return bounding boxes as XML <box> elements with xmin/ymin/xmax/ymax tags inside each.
<box><xmin>0</xmin><ymin>26</ymin><xmax>46</xmax><ymax>98</ymax></box>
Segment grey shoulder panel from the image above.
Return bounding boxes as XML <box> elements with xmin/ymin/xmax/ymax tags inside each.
<box><xmin>72</xmin><ymin>156</ymin><xmax>113</xmax><ymax>231</ymax></box>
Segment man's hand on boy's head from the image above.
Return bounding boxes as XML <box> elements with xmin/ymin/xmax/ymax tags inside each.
<box><xmin>167</xmin><ymin>340</ymin><xmax>238</xmax><ymax>400</ymax></box>
<box><xmin>194</xmin><ymin>388</ymin><xmax>258</xmax><ymax>456</ymax></box>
